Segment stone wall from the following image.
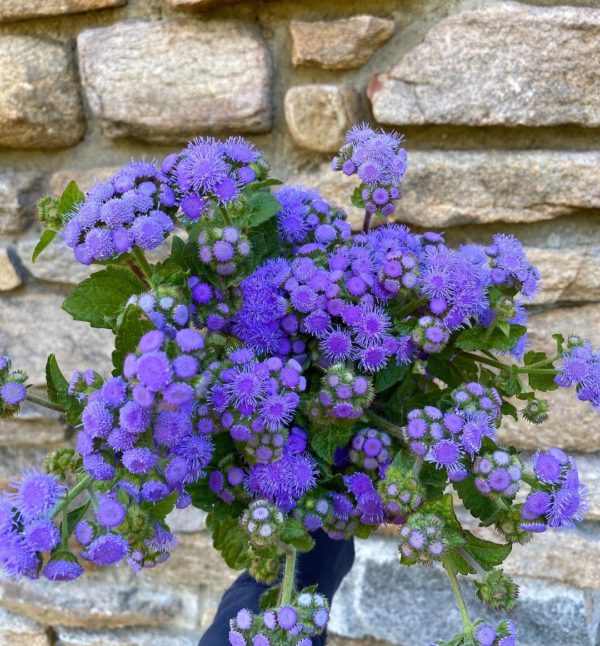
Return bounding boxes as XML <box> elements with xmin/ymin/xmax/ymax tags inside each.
<box><xmin>0</xmin><ymin>0</ymin><xmax>599</xmax><ymax>644</ymax></box>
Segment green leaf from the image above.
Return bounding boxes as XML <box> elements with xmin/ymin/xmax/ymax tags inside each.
<box><xmin>455</xmin><ymin>324</ymin><xmax>527</xmax><ymax>353</ymax></box>
<box><xmin>57</xmin><ymin>181</ymin><xmax>85</xmax><ymax>218</ymax></box>
<box><xmin>46</xmin><ymin>354</ymin><xmax>69</xmax><ymax>406</ymax></box>
<box><xmin>238</xmin><ymin>191</ymin><xmax>281</xmax><ymax>229</ymax></box>
<box><xmin>553</xmin><ymin>333</ymin><xmax>565</xmax><ymax>354</ymax></box>
<box><xmin>453</xmin><ymin>476</ymin><xmax>499</xmax><ymax>526</ymax></box>
<box><xmin>280</xmin><ymin>518</ymin><xmax>315</xmax><ymax>552</ymax></box>
<box><xmin>143</xmin><ymin>491</ymin><xmax>178</xmax><ymax>523</ymax></box>
<box><xmin>418</xmin><ymin>462</ymin><xmax>448</xmax><ymax>499</ymax></box>
<box><xmin>32</xmin><ymin>229</ymin><xmax>58</xmax><ymax>263</ymax></box>
<box><xmin>112</xmin><ymin>305</ymin><xmax>154</xmax><ymax>373</ymax></box>
<box><xmin>206</xmin><ymin>513</ymin><xmax>250</xmax><ymax>570</ymax></box>
<box><xmin>45</xmin><ymin>354</ymin><xmax>84</xmax><ymax>426</ymax></box>
<box><xmin>171</xmin><ymin>235</ymin><xmax>201</xmax><ymax>274</ymax></box>
<box><xmin>374</xmin><ymin>361</ymin><xmax>408</xmax><ymax>393</ymax></box>
<box><xmin>62</xmin><ymin>266</ymin><xmax>145</xmax><ymax>330</ymax></box>
<box><xmin>259</xmin><ymin>586</ymin><xmax>281</xmax><ymax>611</ymax></box>
<box><xmin>420</xmin><ymin>493</ymin><xmax>463</xmax><ymax>534</ymax></box>
<box><xmin>463</xmin><ymin>531</ymin><xmax>512</xmax><ymax>571</ymax></box>
<box><xmin>247</xmin><ymin>218</ymin><xmax>281</xmax><ymax>267</ymax></box>
<box><xmin>351</xmin><ymin>186</ymin><xmax>365</xmax><ymax>208</ymax></box>
<box><xmin>501</xmin><ymin>399</ymin><xmax>519</xmax><ymax>421</ymax></box>
<box><xmin>528</xmin><ymin>370</ymin><xmax>558</xmax><ymax>392</ymax></box>
<box><xmin>310</xmin><ymin>426</ymin><xmax>355</xmax><ymax>463</ymax></box>
<box><xmin>66</xmin><ymin>501</ymin><xmax>91</xmax><ymax>533</ymax></box>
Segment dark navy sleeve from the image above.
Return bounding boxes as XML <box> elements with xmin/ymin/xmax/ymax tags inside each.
<box><xmin>199</xmin><ymin>531</ymin><xmax>355</xmax><ymax>645</ymax></box>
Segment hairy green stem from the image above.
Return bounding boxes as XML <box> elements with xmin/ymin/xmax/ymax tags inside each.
<box><xmin>366</xmin><ymin>411</ymin><xmax>405</xmax><ymax>441</ymax></box>
<box><xmin>25</xmin><ymin>393</ymin><xmax>65</xmax><ymax>413</ymax></box>
<box><xmin>50</xmin><ymin>474</ymin><xmax>93</xmax><ymax>520</ymax></box>
<box><xmin>362</xmin><ymin>210</ymin><xmax>373</xmax><ymax>233</ymax></box>
<box><xmin>132</xmin><ymin>246</ymin><xmax>153</xmax><ymax>283</ymax></box>
<box><xmin>394</xmin><ymin>297</ymin><xmax>428</xmax><ymax>320</ymax></box>
<box><xmin>456</xmin><ymin>547</ymin><xmax>485</xmax><ymax>577</ymax></box>
<box><xmin>219</xmin><ymin>205</ymin><xmax>233</xmax><ymax>227</ymax></box>
<box><xmin>456</xmin><ymin>350</ymin><xmax>507</xmax><ymax>371</ymax></box>
<box><xmin>278</xmin><ymin>548</ymin><xmax>297</xmax><ymax>606</ymax></box>
<box><xmin>412</xmin><ymin>455</ymin><xmax>424</xmax><ymax>477</ymax></box>
<box><xmin>456</xmin><ymin>349</ymin><xmax>559</xmax><ymax>377</ymax></box>
<box><xmin>442</xmin><ymin>556</ymin><xmax>473</xmax><ymax>632</ymax></box>
<box><xmin>61</xmin><ymin>508</ymin><xmax>70</xmax><ymax>546</ymax></box>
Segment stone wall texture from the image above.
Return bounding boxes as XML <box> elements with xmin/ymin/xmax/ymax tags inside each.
<box><xmin>0</xmin><ymin>0</ymin><xmax>599</xmax><ymax>644</ymax></box>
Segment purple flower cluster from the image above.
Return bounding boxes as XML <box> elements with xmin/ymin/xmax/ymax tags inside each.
<box><xmin>64</xmin><ymin>162</ymin><xmax>175</xmax><ymax>265</ymax></box>
<box><xmin>473</xmin><ymin>451</ymin><xmax>522</xmax><ymax>499</ymax></box>
<box><xmin>198</xmin><ymin>349</ymin><xmax>306</xmax><ymax>464</ymax></box>
<box><xmin>275</xmin><ymin>185</ymin><xmax>351</xmax><ymax>253</ymax></box>
<box><xmin>293</xmin><ymin>490</ymin><xmax>355</xmax><ymax>538</ymax></box>
<box><xmin>348</xmin><ymin>428</ymin><xmax>392</xmax><ymax>471</ymax></box>
<box><xmin>228</xmin><ymin>589</ymin><xmax>329</xmax><ymax>645</ymax></box>
<box><xmin>198</xmin><ymin>225</ymin><xmax>251</xmax><ymax>277</ymax></box>
<box><xmin>521</xmin><ymin>449</ymin><xmax>588</xmax><ymax>532</ymax></box>
<box><xmin>0</xmin><ymin>356</ymin><xmax>27</xmax><ymax>418</ymax></box>
<box><xmin>403</xmin><ymin>382</ymin><xmax>501</xmax><ymax>476</ymax></box>
<box><xmin>70</xmin><ymin>328</ymin><xmax>214</xmax><ymax>568</ymax></box>
<box><xmin>308</xmin><ymin>364</ymin><xmax>374</xmax><ymax>424</ymax></box>
<box><xmin>473</xmin><ymin>619</ymin><xmax>518</xmax><ymax>646</ymax></box>
<box><xmin>240</xmin><ymin>499</ymin><xmax>285</xmax><ymax>548</ymax></box>
<box><xmin>246</xmin><ymin>449</ymin><xmax>318</xmax><ymax>512</ymax></box>
<box><xmin>377</xmin><ymin>465</ymin><xmax>425</xmax><ymax>525</ymax></box>
<box><xmin>555</xmin><ymin>337</ymin><xmax>600</xmax><ymax>411</ymax></box>
<box><xmin>0</xmin><ymin>469</ymin><xmax>68</xmax><ymax>580</ymax></box>
<box><xmin>208</xmin><ymin>463</ymin><xmax>247</xmax><ymax>505</ymax></box>
<box><xmin>127</xmin><ymin>288</ymin><xmax>190</xmax><ymax>339</ymax></box>
<box><xmin>332</xmin><ymin>124</ymin><xmax>408</xmax><ymax>217</ymax></box>
<box><xmin>165</xmin><ymin>137</ymin><xmax>263</xmax><ymax>221</ymax></box>
<box><xmin>188</xmin><ymin>277</ymin><xmax>232</xmax><ymax>333</ymax></box>
<box><xmin>397</xmin><ymin>513</ymin><xmax>449</xmax><ymax>564</ymax></box>
<box><xmin>485</xmin><ymin>234</ymin><xmax>540</xmax><ymax>299</ymax></box>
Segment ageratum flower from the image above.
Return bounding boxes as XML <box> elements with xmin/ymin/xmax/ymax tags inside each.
<box><xmin>555</xmin><ymin>337</ymin><xmax>600</xmax><ymax>411</ymax></box>
<box><xmin>332</xmin><ymin>124</ymin><xmax>407</xmax><ymax>217</ymax></box>
<box><xmin>167</xmin><ymin>136</ymin><xmax>265</xmax><ymax>221</ymax></box>
<box><xmin>0</xmin><ymin>356</ymin><xmax>28</xmax><ymax>418</ymax></box>
<box><xmin>275</xmin><ymin>185</ymin><xmax>350</xmax><ymax>254</ymax></box>
<box><xmin>521</xmin><ymin>449</ymin><xmax>588</xmax><ymax>532</ymax></box>
<box><xmin>473</xmin><ymin>451</ymin><xmax>522</xmax><ymax>499</ymax></box>
<box><xmin>397</xmin><ymin>513</ymin><xmax>453</xmax><ymax>565</ymax></box>
<box><xmin>64</xmin><ymin>161</ymin><xmax>175</xmax><ymax>265</ymax></box>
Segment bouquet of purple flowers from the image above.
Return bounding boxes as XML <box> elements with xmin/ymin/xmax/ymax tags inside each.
<box><xmin>0</xmin><ymin>125</ymin><xmax>594</xmax><ymax>646</ymax></box>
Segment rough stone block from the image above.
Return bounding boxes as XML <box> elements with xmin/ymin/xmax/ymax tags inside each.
<box><xmin>285</xmin><ymin>85</ymin><xmax>359</xmax><ymax>153</ymax></box>
<box><xmin>77</xmin><ymin>20</ymin><xmax>272</xmax><ymax>143</ymax></box>
<box><xmin>0</xmin><ymin>36</ymin><xmax>85</xmax><ymax>149</ymax></box>
<box><xmin>0</xmin><ymin>171</ymin><xmax>42</xmax><ymax>234</ymax></box>
<box><xmin>0</xmin><ymin>445</ymin><xmax>68</xmax><ymax>488</ymax></box>
<box><xmin>369</xmin><ymin>3</ymin><xmax>600</xmax><ymax>127</ymax></box>
<box><xmin>145</xmin><ymin>531</ymin><xmax>237</xmax><ymax>589</ymax></box>
<box><xmin>48</xmin><ymin>167</ymin><xmax>121</xmax><ymax>198</ymax></box>
<box><xmin>17</xmin><ymin>237</ymin><xmax>93</xmax><ymax>286</ymax></box>
<box><xmin>0</xmin><ymin>576</ymin><xmax>183</xmax><ymax>629</ymax></box>
<box><xmin>0</xmin><ymin>246</ymin><xmax>22</xmax><ymax>291</ymax></box>
<box><xmin>55</xmin><ymin>627</ymin><xmax>198</xmax><ymax>646</ymax></box>
<box><xmin>0</xmin><ymin>399</ymin><xmax>68</xmax><ymax>447</ymax></box>
<box><xmin>0</xmin><ymin>291</ymin><xmax>113</xmax><ymax>386</ymax></box>
<box><xmin>330</xmin><ymin>537</ymin><xmax>599</xmax><ymax>645</ymax></box>
<box><xmin>291</xmin><ymin>16</ymin><xmax>394</xmax><ymax>69</ymax></box>
<box><xmin>0</xmin><ymin>606</ymin><xmax>51</xmax><ymax>646</ymax></box>
<box><xmin>0</xmin><ymin>0</ymin><xmax>125</xmax><ymax>23</ymax></box>
<box><xmin>289</xmin><ymin>151</ymin><xmax>600</xmax><ymax>230</ymax></box>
